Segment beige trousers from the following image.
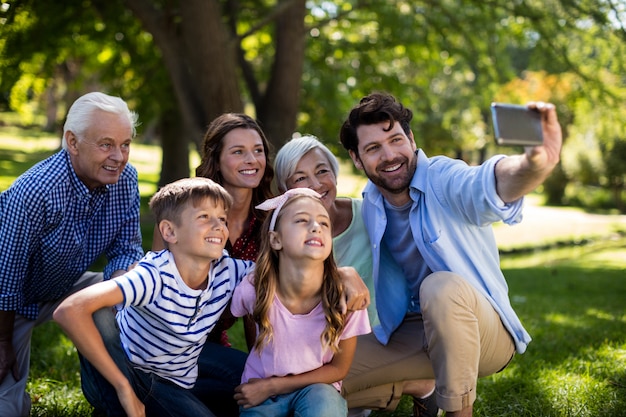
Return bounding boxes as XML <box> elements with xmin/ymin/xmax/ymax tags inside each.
<box><xmin>342</xmin><ymin>271</ymin><xmax>516</xmax><ymax>412</ymax></box>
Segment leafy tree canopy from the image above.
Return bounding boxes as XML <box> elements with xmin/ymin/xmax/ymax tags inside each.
<box><xmin>1</xmin><ymin>0</ymin><xmax>625</xmax><ymax>186</ymax></box>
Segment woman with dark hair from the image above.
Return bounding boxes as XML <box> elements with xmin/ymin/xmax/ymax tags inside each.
<box><xmin>195</xmin><ymin>113</ymin><xmax>275</xmax><ymax>262</ymax></box>
<box><xmin>193</xmin><ymin>113</ymin><xmax>275</xmax><ymax>416</ymax></box>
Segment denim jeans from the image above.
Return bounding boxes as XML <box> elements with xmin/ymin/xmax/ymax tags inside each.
<box><xmin>191</xmin><ymin>341</ymin><xmax>247</xmax><ymax>417</ymax></box>
<box><xmin>79</xmin><ymin>307</ymin><xmax>134</xmax><ymax>417</ymax></box>
<box><xmin>240</xmin><ymin>383</ymin><xmax>347</xmax><ymax>417</ymax></box>
<box><xmin>134</xmin><ymin>370</ymin><xmax>217</xmax><ymax>417</ymax></box>
<box><xmin>80</xmin><ymin>308</ymin><xmax>247</xmax><ymax>417</ymax></box>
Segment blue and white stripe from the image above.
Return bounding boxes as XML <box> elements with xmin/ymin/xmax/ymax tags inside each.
<box><xmin>114</xmin><ymin>249</ymin><xmax>254</xmax><ymax>388</ymax></box>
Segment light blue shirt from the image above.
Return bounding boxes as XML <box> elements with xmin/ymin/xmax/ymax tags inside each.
<box><xmin>361</xmin><ymin>149</ymin><xmax>531</xmax><ymax>354</ymax></box>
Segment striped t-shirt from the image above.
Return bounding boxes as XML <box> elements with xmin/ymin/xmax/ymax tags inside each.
<box><xmin>114</xmin><ymin>249</ymin><xmax>254</xmax><ymax>388</ymax></box>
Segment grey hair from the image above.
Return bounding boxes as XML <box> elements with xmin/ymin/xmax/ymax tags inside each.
<box><xmin>62</xmin><ymin>92</ymin><xmax>139</xmax><ymax>150</ymax></box>
<box><xmin>274</xmin><ymin>135</ymin><xmax>340</xmax><ymax>193</ymax></box>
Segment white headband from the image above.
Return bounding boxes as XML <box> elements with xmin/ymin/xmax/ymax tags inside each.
<box><xmin>255</xmin><ymin>188</ymin><xmax>322</xmax><ymax>231</ymax></box>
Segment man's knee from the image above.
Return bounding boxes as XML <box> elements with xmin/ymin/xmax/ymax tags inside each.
<box><xmin>420</xmin><ymin>271</ymin><xmax>467</xmax><ymax>307</ymax></box>
<box><xmin>0</xmin><ymin>373</ymin><xmax>32</xmax><ymax>417</ymax></box>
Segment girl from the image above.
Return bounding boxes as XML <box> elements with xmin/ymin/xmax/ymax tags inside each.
<box><xmin>231</xmin><ymin>188</ymin><xmax>371</xmax><ymax>417</ymax></box>
<box><xmin>274</xmin><ymin>136</ymin><xmax>438</xmax><ymax>417</ymax></box>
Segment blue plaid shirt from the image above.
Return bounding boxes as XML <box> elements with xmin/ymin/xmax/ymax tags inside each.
<box><xmin>0</xmin><ymin>150</ymin><xmax>144</xmax><ymax>319</ymax></box>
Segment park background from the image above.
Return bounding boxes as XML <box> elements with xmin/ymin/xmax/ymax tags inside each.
<box><xmin>0</xmin><ymin>1</ymin><xmax>625</xmax><ymax>416</ymax></box>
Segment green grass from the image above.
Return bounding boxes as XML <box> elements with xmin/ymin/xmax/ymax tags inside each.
<box><xmin>2</xmin><ymin>117</ymin><xmax>625</xmax><ymax>416</ymax></box>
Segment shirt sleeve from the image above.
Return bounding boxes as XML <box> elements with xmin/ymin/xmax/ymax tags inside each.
<box><xmin>114</xmin><ymin>259</ymin><xmax>161</xmax><ymax>309</ymax></box>
<box><xmin>0</xmin><ymin>183</ymin><xmax>44</xmax><ymax>310</ymax></box>
<box><xmin>227</xmin><ymin>257</ymin><xmax>255</xmax><ymax>288</ymax></box>
<box><xmin>431</xmin><ymin>154</ymin><xmax>524</xmax><ymax>226</ymax></box>
<box><xmin>230</xmin><ymin>273</ymin><xmax>256</xmax><ymax>317</ymax></box>
<box><xmin>341</xmin><ymin>309</ymin><xmax>372</xmax><ymax>340</ymax></box>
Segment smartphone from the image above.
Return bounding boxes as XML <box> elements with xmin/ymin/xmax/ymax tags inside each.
<box><xmin>491</xmin><ymin>103</ymin><xmax>543</xmax><ymax>146</ymax></box>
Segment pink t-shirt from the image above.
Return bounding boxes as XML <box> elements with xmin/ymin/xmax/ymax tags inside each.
<box><xmin>231</xmin><ymin>274</ymin><xmax>371</xmax><ymax>391</ymax></box>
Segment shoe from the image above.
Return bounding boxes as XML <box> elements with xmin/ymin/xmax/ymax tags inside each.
<box><xmin>412</xmin><ymin>392</ymin><xmax>439</xmax><ymax>417</ymax></box>
<box><xmin>347</xmin><ymin>408</ymin><xmax>371</xmax><ymax>417</ymax></box>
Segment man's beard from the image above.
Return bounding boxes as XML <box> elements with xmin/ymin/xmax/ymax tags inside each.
<box><xmin>361</xmin><ymin>154</ymin><xmax>417</xmax><ymax>195</ymax></box>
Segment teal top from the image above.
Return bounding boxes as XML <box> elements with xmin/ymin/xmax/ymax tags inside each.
<box><xmin>333</xmin><ymin>198</ymin><xmax>378</xmax><ymax>326</ymax></box>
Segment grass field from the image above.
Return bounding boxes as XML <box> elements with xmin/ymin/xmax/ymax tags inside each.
<box><xmin>2</xmin><ymin>119</ymin><xmax>625</xmax><ymax>416</ymax></box>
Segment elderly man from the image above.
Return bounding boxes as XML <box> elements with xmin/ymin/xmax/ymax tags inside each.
<box><xmin>0</xmin><ymin>92</ymin><xmax>144</xmax><ymax>416</ymax></box>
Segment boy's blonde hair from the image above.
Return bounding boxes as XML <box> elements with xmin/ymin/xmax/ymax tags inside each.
<box><xmin>149</xmin><ymin>177</ymin><xmax>233</xmax><ymax>226</ymax></box>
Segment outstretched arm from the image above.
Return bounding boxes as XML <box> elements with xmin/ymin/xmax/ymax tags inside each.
<box><xmin>495</xmin><ymin>102</ymin><xmax>563</xmax><ymax>203</ymax></box>
<box><xmin>234</xmin><ymin>337</ymin><xmax>357</xmax><ymax>408</ymax></box>
<box><xmin>53</xmin><ymin>281</ymin><xmax>145</xmax><ymax>417</ymax></box>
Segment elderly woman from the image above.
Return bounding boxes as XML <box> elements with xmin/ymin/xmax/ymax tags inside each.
<box><xmin>274</xmin><ymin>136</ymin><xmax>438</xmax><ymax>417</ymax></box>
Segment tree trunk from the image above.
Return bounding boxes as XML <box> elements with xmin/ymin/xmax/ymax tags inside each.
<box><xmin>124</xmin><ymin>0</ymin><xmax>243</xmax><ymax>184</ymax></box>
<box><xmin>125</xmin><ymin>0</ymin><xmax>308</xmax><ymax>181</ymax></box>
<box><xmin>158</xmin><ymin>111</ymin><xmax>190</xmax><ymax>188</ymax></box>
<box><xmin>180</xmin><ymin>0</ymin><xmax>243</xmax><ymax>125</ymax></box>
<box><xmin>257</xmin><ymin>0</ymin><xmax>307</xmax><ymax>152</ymax></box>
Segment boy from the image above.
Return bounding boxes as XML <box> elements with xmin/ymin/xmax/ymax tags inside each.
<box><xmin>54</xmin><ymin>177</ymin><xmax>255</xmax><ymax>417</ymax></box>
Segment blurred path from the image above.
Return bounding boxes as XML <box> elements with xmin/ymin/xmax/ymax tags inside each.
<box><xmin>493</xmin><ymin>196</ymin><xmax>626</xmax><ymax>250</ymax></box>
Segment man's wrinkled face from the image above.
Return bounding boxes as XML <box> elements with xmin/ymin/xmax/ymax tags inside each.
<box><xmin>66</xmin><ymin>110</ymin><xmax>132</xmax><ymax>189</ymax></box>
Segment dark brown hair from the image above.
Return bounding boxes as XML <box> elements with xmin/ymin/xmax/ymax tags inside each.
<box><xmin>339</xmin><ymin>92</ymin><xmax>413</xmax><ymax>156</ymax></box>
<box><xmin>195</xmin><ymin>113</ymin><xmax>275</xmax><ymax>219</ymax></box>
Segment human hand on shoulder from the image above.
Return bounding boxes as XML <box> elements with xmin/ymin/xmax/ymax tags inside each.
<box><xmin>337</xmin><ymin>266</ymin><xmax>370</xmax><ymax>314</ymax></box>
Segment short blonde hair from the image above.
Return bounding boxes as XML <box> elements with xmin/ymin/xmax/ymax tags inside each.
<box><xmin>149</xmin><ymin>177</ymin><xmax>233</xmax><ymax>225</ymax></box>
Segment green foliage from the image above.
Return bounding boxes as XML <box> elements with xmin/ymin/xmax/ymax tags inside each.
<box><xmin>542</xmin><ymin>163</ymin><xmax>569</xmax><ymax>206</ymax></box>
<box><xmin>576</xmin><ymin>153</ymin><xmax>602</xmax><ymax>186</ymax></box>
<box><xmin>602</xmin><ymin>138</ymin><xmax>626</xmax><ymax>186</ymax></box>
<box><xmin>565</xmin><ymin>184</ymin><xmax>621</xmax><ymax>212</ymax></box>
<box><xmin>298</xmin><ymin>0</ymin><xmax>626</xmax><ymax>163</ymax></box>
<box><xmin>4</xmin><ymin>0</ymin><xmax>626</xmax><ymax>159</ymax></box>
<box><xmin>0</xmin><ymin>0</ymin><xmax>170</xmax><ymax>136</ymax></box>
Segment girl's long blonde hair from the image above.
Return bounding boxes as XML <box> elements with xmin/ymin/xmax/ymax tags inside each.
<box><xmin>252</xmin><ymin>195</ymin><xmax>346</xmax><ymax>353</ymax></box>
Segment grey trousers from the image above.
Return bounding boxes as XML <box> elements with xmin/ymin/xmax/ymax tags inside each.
<box><xmin>0</xmin><ymin>272</ymin><xmax>103</xmax><ymax>417</ymax></box>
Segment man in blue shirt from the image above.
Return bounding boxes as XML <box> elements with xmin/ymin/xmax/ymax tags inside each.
<box><xmin>339</xmin><ymin>92</ymin><xmax>562</xmax><ymax>417</ymax></box>
<box><xmin>0</xmin><ymin>92</ymin><xmax>144</xmax><ymax>416</ymax></box>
